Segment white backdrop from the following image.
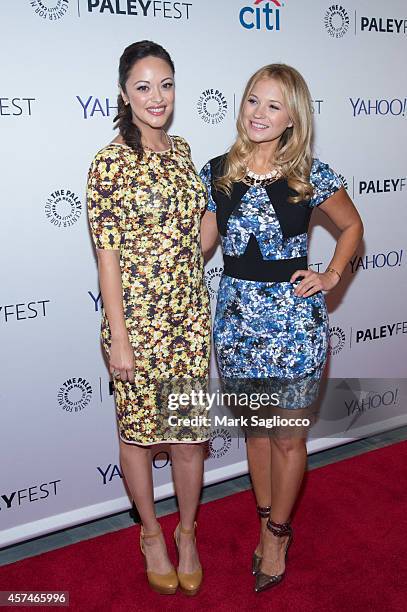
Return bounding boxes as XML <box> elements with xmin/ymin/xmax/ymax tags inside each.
<box><xmin>1</xmin><ymin>0</ymin><xmax>406</xmax><ymax>547</ymax></box>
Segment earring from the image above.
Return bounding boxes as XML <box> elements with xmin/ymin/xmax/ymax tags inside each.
<box><xmin>124</xmin><ymin>101</ymin><xmax>129</xmax><ymax>106</ymax></box>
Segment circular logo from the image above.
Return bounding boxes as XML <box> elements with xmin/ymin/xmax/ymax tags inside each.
<box><xmin>45</xmin><ymin>189</ymin><xmax>82</xmax><ymax>228</ymax></box>
<box><xmin>197</xmin><ymin>89</ymin><xmax>228</xmax><ymax>124</ymax></box>
<box><xmin>324</xmin><ymin>5</ymin><xmax>350</xmax><ymax>38</ymax></box>
<box><xmin>209</xmin><ymin>428</ymin><xmax>232</xmax><ymax>459</ymax></box>
<box><xmin>152</xmin><ymin>451</ymin><xmax>171</xmax><ymax>469</ymax></box>
<box><xmin>58</xmin><ymin>378</ymin><xmax>93</xmax><ymax>413</ymax></box>
<box><xmin>329</xmin><ymin>326</ymin><xmax>346</xmax><ymax>355</ymax></box>
<box><xmin>205</xmin><ymin>266</ymin><xmax>223</xmax><ymax>300</ymax></box>
<box><xmin>30</xmin><ymin>0</ymin><xmax>69</xmax><ymax>21</ymax></box>
<box><xmin>338</xmin><ymin>174</ymin><xmax>349</xmax><ymax>190</ymax></box>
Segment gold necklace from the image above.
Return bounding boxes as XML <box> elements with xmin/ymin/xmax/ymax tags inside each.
<box><xmin>243</xmin><ymin>167</ymin><xmax>281</xmax><ymax>187</ymax></box>
<box><xmin>143</xmin><ymin>131</ymin><xmax>172</xmax><ymax>153</ymax></box>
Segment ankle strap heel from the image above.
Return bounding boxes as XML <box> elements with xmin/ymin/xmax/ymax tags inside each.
<box><xmin>257</xmin><ymin>505</ymin><xmax>271</xmax><ymax>518</ymax></box>
<box><xmin>140</xmin><ymin>525</ymin><xmax>178</xmax><ymax>595</ymax></box>
<box><xmin>254</xmin><ymin>519</ymin><xmax>293</xmax><ymax>593</ymax></box>
<box><xmin>266</xmin><ymin>518</ymin><xmax>292</xmax><ymax>538</ymax></box>
<box><xmin>252</xmin><ymin>505</ymin><xmax>271</xmax><ymax>575</ymax></box>
<box><xmin>174</xmin><ymin>522</ymin><xmax>202</xmax><ymax>596</ymax></box>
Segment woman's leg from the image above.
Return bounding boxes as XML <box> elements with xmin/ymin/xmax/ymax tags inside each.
<box><xmin>260</xmin><ymin>435</ymin><xmax>307</xmax><ymax>576</ymax></box>
<box><xmin>171</xmin><ymin>443</ymin><xmax>204</xmax><ymax>573</ymax></box>
<box><xmin>119</xmin><ymin>438</ymin><xmax>173</xmax><ymax>573</ymax></box>
<box><xmin>246</xmin><ymin>436</ymin><xmax>272</xmax><ymax>556</ymax></box>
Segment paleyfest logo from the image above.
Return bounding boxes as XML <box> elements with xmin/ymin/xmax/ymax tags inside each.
<box><xmin>30</xmin><ymin>0</ymin><xmax>69</xmax><ymax>20</ymax></box>
<box><xmin>239</xmin><ymin>0</ymin><xmax>284</xmax><ymax>31</ymax></box>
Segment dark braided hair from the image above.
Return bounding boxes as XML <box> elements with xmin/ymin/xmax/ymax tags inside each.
<box><xmin>114</xmin><ymin>40</ymin><xmax>175</xmax><ymax>159</ymax></box>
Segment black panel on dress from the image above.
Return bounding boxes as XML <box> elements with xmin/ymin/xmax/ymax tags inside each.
<box><xmin>209</xmin><ymin>154</ymin><xmax>312</xmax><ymax>241</ymax></box>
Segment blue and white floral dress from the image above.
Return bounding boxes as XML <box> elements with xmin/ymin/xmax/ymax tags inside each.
<box><xmin>200</xmin><ymin>157</ymin><xmax>342</xmax><ymax>408</ymax></box>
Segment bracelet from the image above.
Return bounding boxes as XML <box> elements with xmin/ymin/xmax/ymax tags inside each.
<box><xmin>325</xmin><ymin>267</ymin><xmax>341</xmax><ymax>281</ymax></box>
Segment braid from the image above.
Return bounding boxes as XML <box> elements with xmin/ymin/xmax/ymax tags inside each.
<box><xmin>113</xmin><ymin>96</ymin><xmax>143</xmax><ymax>159</ymax></box>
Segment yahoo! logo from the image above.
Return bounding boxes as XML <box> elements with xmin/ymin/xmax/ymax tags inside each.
<box><xmin>76</xmin><ymin>96</ymin><xmax>117</xmax><ymax>119</ymax></box>
<box><xmin>350</xmin><ymin>97</ymin><xmax>407</xmax><ymax>117</ymax></box>
<box><xmin>239</xmin><ymin>0</ymin><xmax>284</xmax><ymax>31</ymax></box>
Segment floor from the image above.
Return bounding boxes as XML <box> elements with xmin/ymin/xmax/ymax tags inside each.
<box><xmin>1</xmin><ymin>425</ymin><xmax>407</xmax><ymax>567</ymax></box>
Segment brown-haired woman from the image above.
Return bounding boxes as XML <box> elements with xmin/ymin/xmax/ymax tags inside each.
<box><xmin>87</xmin><ymin>41</ymin><xmax>210</xmax><ymax>596</ymax></box>
<box><xmin>200</xmin><ymin>64</ymin><xmax>363</xmax><ymax>592</ymax></box>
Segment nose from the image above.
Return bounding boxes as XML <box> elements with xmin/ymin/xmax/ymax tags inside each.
<box><xmin>151</xmin><ymin>85</ymin><xmax>164</xmax><ymax>104</ymax></box>
<box><xmin>253</xmin><ymin>103</ymin><xmax>266</xmax><ymax>118</ymax></box>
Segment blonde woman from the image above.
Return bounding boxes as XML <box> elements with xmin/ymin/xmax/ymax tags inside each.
<box><xmin>200</xmin><ymin>64</ymin><xmax>363</xmax><ymax>592</ymax></box>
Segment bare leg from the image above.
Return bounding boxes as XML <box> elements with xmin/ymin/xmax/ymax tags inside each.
<box><xmin>171</xmin><ymin>443</ymin><xmax>204</xmax><ymax>573</ymax></box>
<box><xmin>246</xmin><ymin>436</ymin><xmax>272</xmax><ymax>556</ymax></box>
<box><xmin>119</xmin><ymin>438</ymin><xmax>173</xmax><ymax>574</ymax></box>
<box><xmin>260</xmin><ymin>436</ymin><xmax>307</xmax><ymax>576</ymax></box>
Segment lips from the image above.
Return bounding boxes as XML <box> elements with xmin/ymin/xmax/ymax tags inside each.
<box><xmin>250</xmin><ymin>121</ymin><xmax>269</xmax><ymax>130</ymax></box>
<box><xmin>147</xmin><ymin>106</ymin><xmax>166</xmax><ymax>116</ymax></box>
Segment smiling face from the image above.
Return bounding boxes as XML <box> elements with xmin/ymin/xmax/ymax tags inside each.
<box><xmin>242</xmin><ymin>77</ymin><xmax>293</xmax><ymax>146</ymax></box>
<box><xmin>120</xmin><ymin>55</ymin><xmax>175</xmax><ymax>131</ymax></box>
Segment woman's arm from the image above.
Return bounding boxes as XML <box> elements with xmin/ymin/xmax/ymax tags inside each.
<box><xmin>97</xmin><ymin>250</ymin><xmax>135</xmax><ymax>382</ymax></box>
<box><xmin>87</xmin><ymin>149</ymin><xmax>134</xmax><ymax>382</ymax></box>
<box><xmin>291</xmin><ymin>187</ymin><xmax>364</xmax><ymax>297</ymax></box>
<box><xmin>199</xmin><ymin>162</ymin><xmax>219</xmax><ymax>263</ymax></box>
<box><xmin>200</xmin><ymin>210</ymin><xmax>219</xmax><ymax>263</ymax></box>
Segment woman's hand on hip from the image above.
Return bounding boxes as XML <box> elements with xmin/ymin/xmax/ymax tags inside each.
<box><xmin>109</xmin><ymin>337</ymin><xmax>135</xmax><ymax>383</ymax></box>
<box><xmin>290</xmin><ymin>269</ymin><xmax>340</xmax><ymax>297</ymax></box>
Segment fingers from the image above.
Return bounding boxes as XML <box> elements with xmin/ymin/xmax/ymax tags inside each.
<box><xmin>292</xmin><ymin>270</ymin><xmax>322</xmax><ymax>297</ymax></box>
<box><xmin>290</xmin><ymin>269</ymin><xmax>309</xmax><ymax>283</ymax></box>
<box><xmin>110</xmin><ymin>363</ymin><xmax>134</xmax><ymax>383</ymax></box>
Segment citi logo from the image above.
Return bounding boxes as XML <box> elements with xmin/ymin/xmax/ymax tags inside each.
<box><xmin>239</xmin><ymin>0</ymin><xmax>284</xmax><ymax>31</ymax></box>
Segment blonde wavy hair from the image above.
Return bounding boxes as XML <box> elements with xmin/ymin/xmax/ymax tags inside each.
<box><xmin>216</xmin><ymin>64</ymin><xmax>314</xmax><ymax>203</ymax></box>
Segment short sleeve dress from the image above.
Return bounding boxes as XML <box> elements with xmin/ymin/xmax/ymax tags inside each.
<box><xmin>200</xmin><ymin>157</ymin><xmax>342</xmax><ymax>409</ymax></box>
<box><xmin>87</xmin><ymin>136</ymin><xmax>211</xmax><ymax>445</ymax></box>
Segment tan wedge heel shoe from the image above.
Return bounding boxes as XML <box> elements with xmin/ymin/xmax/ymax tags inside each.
<box><xmin>140</xmin><ymin>525</ymin><xmax>178</xmax><ymax>595</ymax></box>
<box><xmin>174</xmin><ymin>522</ymin><xmax>203</xmax><ymax>596</ymax></box>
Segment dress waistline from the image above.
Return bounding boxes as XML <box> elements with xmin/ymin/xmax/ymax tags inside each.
<box><xmin>223</xmin><ymin>255</ymin><xmax>308</xmax><ymax>282</ymax></box>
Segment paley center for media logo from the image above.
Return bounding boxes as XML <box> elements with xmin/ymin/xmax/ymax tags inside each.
<box><xmin>197</xmin><ymin>90</ymin><xmax>228</xmax><ymax>125</ymax></box>
<box><xmin>30</xmin><ymin>0</ymin><xmax>69</xmax><ymax>21</ymax></box>
<box><xmin>324</xmin><ymin>5</ymin><xmax>349</xmax><ymax>38</ymax></box>
<box><xmin>324</xmin><ymin>5</ymin><xmax>407</xmax><ymax>37</ymax></box>
<box><xmin>58</xmin><ymin>378</ymin><xmax>93</xmax><ymax>413</ymax></box>
<box><xmin>45</xmin><ymin>189</ymin><xmax>82</xmax><ymax>228</ymax></box>
<box><xmin>239</xmin><ymin>0</ymin><xmax>285</xmax><ymax>31</ymax></box>
<box><xmin>205</xmin><ymin>266</ymin><xmax>223</xmax><ymax>300</ymax></box>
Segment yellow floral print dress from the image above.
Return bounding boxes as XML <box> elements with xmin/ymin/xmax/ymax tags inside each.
<box><xmin>87</xmin><ymin>136</ymin><xmax>211</xmax><ymax>445</ymax></box>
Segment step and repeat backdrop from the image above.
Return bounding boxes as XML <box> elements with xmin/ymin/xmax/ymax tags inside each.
<box><xmin>1</xmin><ymin>0</ymin><xmax>406</xmax><ymax>546</ymax></box>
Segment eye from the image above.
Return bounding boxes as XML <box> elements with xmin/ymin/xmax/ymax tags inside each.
<box><xmin>137</xmin><ymin>85</ymin><xmax>149</xmax><ymax>92</ymax></box>
<box><xmin>162</xmin><ymin>82</ymin><xmax>174</xmax><ymax>89</ymax></box>
<box><xmin>270</xmin><ymin>104</ymin><xmax>280</xmax><ymax>110</ymax></box>
<box><xmin>248</xmin><ymin>97</ymin><xmax>257</xmax><ymax>104</ymax></box>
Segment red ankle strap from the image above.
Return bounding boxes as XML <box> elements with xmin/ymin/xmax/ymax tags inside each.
<box><xmin>266</xmin><ymin>518</ymin><xmax>292</xmax><ymax>537</ymax></box>
<box><xmin>257</xmin><ymin>505</ymin><xmax>271</xmax><ymax>518</ymax></box>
